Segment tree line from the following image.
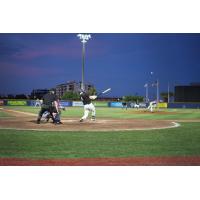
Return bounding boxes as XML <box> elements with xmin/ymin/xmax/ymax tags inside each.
<box><xmin>0</xmin><ymin>94</ymin><xmax>29</xmax><ymax>99</ymax></box>
<box><xmin>0</xmin><ymin>90</ymin><xmax>174</xmax><ymax>102</ymax></box>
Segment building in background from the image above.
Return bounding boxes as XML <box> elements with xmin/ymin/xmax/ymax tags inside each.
<box><xmin>55</xmin><ymin>81</ymin><xmax>94</xmax><ymax>98</ymax></box>
<box><xmin>174</xmin><ymin>83</ymin><xmax>200</xmax><ymax>102</ymax></box>
<box><xmin>30</xmin><ymin>81</ymin><xmax>94</xmax><ymax>99</ymax></box>
<box><xmin>30</xmin><ymin>89</ymin><xmax>50</xmax><ymax>99</ymax></box>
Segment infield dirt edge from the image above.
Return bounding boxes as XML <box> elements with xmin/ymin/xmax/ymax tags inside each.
<box><xmin>0</xmin><ymin>108</ymin><xmax>181</xmax><ymax>131</ymax></box>
<box><xmin>1</xmin><ymin>156</ymin><xmax>200</xmax><ymax>166</ymax></box>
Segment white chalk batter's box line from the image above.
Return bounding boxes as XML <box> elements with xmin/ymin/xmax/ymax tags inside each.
<box><xmin>0</xmin><ymin>122</ymin><xmax>181</xmax><ymax>132</ymax></box>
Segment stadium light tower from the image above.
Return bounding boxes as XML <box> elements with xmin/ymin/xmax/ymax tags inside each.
<box><xmin>77</xmin><ymin>34</ymin><xmax>91</xmax><ymax>90</ymax></box>
<box><xmin>151</xmin><ymin>71</ymin><xmax>159</xmax><ymax>103</ymax></box>
<box><xmin>144</xmin><ymin>83</ymin><xmax>149</xmax><ymax>103</ymax></box>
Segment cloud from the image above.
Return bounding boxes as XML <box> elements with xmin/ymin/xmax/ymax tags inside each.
<box><xmin>12</xmin><ymin>44</ymin><xmax>79</xmax><ymax>60</ymax></box>
<box><xmin>0</xmin><ymin>34</ymin><xmax>110</xmax><ymax>62</ymax></box>
<box><xmin>0</xmin><ymin>41</ymin><xmax>25</xmax><ymax>58</ymax></box>
<box><xmin>0</xmin><ymin>61</ymin><xmax>64</xmax><ymax>77</ymax></box>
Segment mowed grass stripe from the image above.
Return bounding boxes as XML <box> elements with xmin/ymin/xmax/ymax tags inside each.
<box><xmin>3</xmin><ymin>106</ymin><xmax>200</xmax><ymax>120</ymax></box>
<box><xmin>0</xmin><ymin>122</ymin><xmax>200</xmax><ymax>159</ymax></box>
<box><xmin>0</xmin><ymin>110</ymin><xmax>12</xmax><ymax>118</ymax></box>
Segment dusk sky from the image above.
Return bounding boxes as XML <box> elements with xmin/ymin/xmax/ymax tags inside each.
<box><xmin>0</xmin><ymin>33</ymin><xmax>200</xmax><ymax>98</ymax></box>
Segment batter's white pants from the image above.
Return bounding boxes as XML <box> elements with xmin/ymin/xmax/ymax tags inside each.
<box><xmin>81</xmin><ymin>103</ymin><xmax>96</xmax><ymax>120</ymax></box>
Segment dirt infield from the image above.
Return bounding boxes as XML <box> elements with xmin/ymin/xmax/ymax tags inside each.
<box><xmin>0</xmin><ymin>108</ymin><xmax>180</xmax><ymax>131</ymax></box>
<box><xmin>1</xmin><ymin>156</ymin><xmax>200</xmax><ymax>166</ymax></box>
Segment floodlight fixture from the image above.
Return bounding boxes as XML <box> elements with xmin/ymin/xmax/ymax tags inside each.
<box><xmin>77</xmin><ymin>34</ymin><xmax>92</xmax><ymax>90</ymax></box>
<box><xmin>77</xmin><ymin>34</ymin><xmax>91</xmax><ymax>43</ymax></box>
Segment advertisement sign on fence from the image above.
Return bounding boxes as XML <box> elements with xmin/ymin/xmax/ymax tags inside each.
<box><xmin>93</xmin><ymin>101</ymin><xmax>108</xmax><ymax>107</ymax></box>
<box><xmin>72</xmin><ymin>101</ymin><xmax>83</xmax><ymax>107</ymax></box>
<box><xmin>157</xmin><ymin>102</ymin><xmax>168</xmax><ymax>108</ymax></box>
<box><xmin>60</xmin><ymin>101</ymin><xmax>72</xmax><ymax>107</ymax></box>
<box><xmin>139</xmin><ymin>103</ymin><xmax>147</xmax><ymax>108</ymax></box>
<box><xmin>109</xmin><ymin>102</ymin><xmax>123</xmax><ymax>108</ymax></box>
<box><xmin>28</xmin><ymin>100</ymin><xmax>72</xmax><ymax>107</ymax></box>
<box><xmin>7</xmin><ymin>100</ymin><xmax>27</xmax><ymax>106</ymax></box>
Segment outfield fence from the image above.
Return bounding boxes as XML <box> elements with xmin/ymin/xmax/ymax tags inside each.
<box><xmin>1</xmin><ymin>99</ymin><xmax>200</xmax><ymax>108</ymax></box>
<box><xmin>168</xmin><ymin>103</ymin><xmax>200</xmax><ymax>109</ymax></box>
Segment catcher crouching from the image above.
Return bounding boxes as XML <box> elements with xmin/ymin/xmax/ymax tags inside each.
<box><xmin>36</xmin><ymin>90</ymin><xmax>62</xmax><ymax>125</ymax></box>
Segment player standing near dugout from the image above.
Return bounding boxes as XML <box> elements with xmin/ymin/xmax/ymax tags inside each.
<box><xmin>79</xmin><ymin>90</ymin><xmax>97</xmax><ymax>122</ymax></box>
<box><xmin>36</xmin><ymin>90</ymin><xmax>62</xmax><ymax>124</ymax></box>
<box><xmin>147</xmin><ymin>100</ymin><xmax>157</xmax><ymax>112</ymax></box>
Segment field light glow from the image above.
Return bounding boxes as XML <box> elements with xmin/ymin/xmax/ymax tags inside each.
<box><xmin>77</xmin><ymin>34</ymin><xmax>91</xmax><ymax>43</ymax></box>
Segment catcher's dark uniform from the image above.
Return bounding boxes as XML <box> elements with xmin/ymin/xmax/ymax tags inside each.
<box><xmin>36</xmin><ymin>92</ymin><xmax>58</xmax><ymax>124</ymax></box>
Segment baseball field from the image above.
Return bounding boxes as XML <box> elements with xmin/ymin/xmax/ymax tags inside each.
<box><xmin>0</xmin><ymin>106</ymin><xmax>200</xmax><ymax>165</ymax></box>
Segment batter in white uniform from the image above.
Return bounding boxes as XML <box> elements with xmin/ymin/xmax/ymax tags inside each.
<box><xmin>79</xmin><ymin>91</ymin><xmax>97</xmax><ymax>122</ymax></box>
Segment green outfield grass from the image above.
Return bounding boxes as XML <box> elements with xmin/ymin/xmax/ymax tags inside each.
<box><xmin>3</xmin><ymin>106</ymin><xmax>200</xmax><ymax>120</ymax></box>
<box><xmin>0</xmin><ymin>110</ymin><xmax>11</xmax><ymax>118</ymax></box>
<box><xmin>1</xmin><ymin>106</ymin><xmax>200</xmax><ymax>159</ymax></box>
<box><xmin>0</xmin><ymin>122</ymin><xmax>200</xmax><ymax>159</ymax></box>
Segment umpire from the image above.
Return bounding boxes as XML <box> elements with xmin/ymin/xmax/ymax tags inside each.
<box><xmin>36</xmin><ymin>90</ymin><xmax>59</xmax><ymax>124</ymax></box>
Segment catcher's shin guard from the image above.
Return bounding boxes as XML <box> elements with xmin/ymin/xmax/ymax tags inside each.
<box><xmin>53</xmin><ymin>113</ymin><xmax>61</xmax><ymax>124</ymax></box>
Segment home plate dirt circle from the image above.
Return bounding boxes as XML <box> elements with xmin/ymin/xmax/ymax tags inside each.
<box><xmin>0</xmin><ymin>116</ymin><xmax>180</xmax><ymax>131</ymax></box>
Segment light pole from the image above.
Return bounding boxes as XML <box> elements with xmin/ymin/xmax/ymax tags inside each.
<box><xmin>144</xmin><ymin>83</ymin><xmax>149</xmax><ymax>103</ymax></box>
<box><xmin>150</xmin><ymin>72</ymin><xmax>159</xmax><ymax>103</ymax></box>
<box><xmin>77</xmin><ymin>34</ymin><xmax>91</xmax><ymax>90</ymax></box>
<box><xmin>156</xmin><ymin>79</ymin><xmax>159</xmax><ymax>103</ymax></box>
<box><xmin>168</xmin><ymin>82</ymin><xmax>170</xmax><ymax>103</ymax></box>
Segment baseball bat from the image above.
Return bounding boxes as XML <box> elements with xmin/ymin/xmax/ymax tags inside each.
<box><xmin>97</xmin><ymin>88</ymin><xmax>111</xmax><ymax>97</ymax></box>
